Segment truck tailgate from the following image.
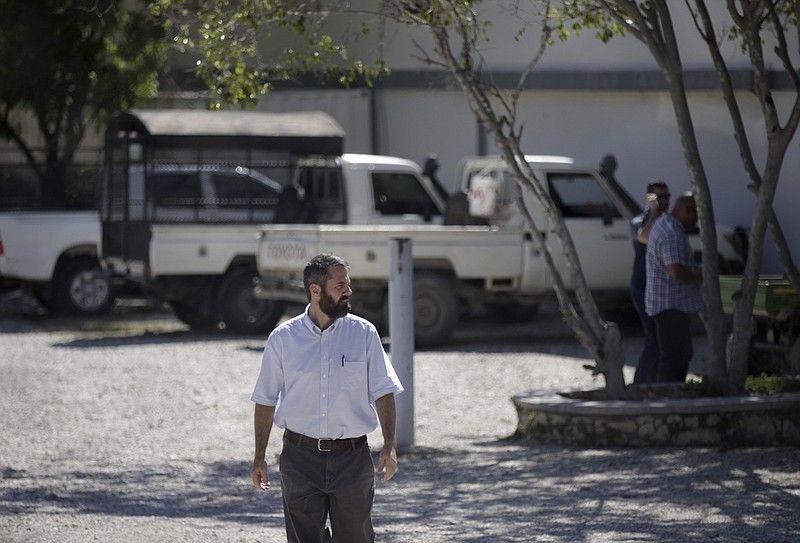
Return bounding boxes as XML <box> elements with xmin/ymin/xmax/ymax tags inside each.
<box><xmin>149</xmin><ymin>224</ymin><xmax>262</xmax><ymax>276</ymax></box>
<box><xmin>257</xmin><ymin>225</ymin><xmax>525</xmax><ymax>280</ymax></box>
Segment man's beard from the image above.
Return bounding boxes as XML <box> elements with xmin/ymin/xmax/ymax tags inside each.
<box><xmin>319</xmin><ymin>288</ymin><xmax>351</xmax><ymax>319</ymax></box>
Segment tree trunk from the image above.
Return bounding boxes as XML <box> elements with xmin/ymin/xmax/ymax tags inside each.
<box><xmin>729</xmin><ymin>159</ymin><xmax>784</xmax><ymax>390</ymax></box>
<box><xmin>608</xmin><ymin>1</ymin><xmax>730</xmax><ymax>385</ymax></box>
<box><xmin>661</xmin><ymin>72</ymin><xmax>728</xmax><ymax>387</ymax></box>
<box><xmin>426</xmin><ymin>16</ymin><xmax>628</xmax><ymax>399</ymax></box>
<box><xmin>509</xmin><ymin>148</ymin><xmax>628</xmax><ymax>399</ymax></box>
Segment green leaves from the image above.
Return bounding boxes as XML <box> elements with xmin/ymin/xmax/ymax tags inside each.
<box><xmin>551</xmin><ymin>1</ymin><xmax>627</xmax><ymax>43</ymax></box>
<box><xmin>0</xmin><ymin>0</ymin><xmax>167</xmax><ymax>202</ymax></box>
<box><xmin>156</xmin><ymin>0</ymin><xmax>389</xmax><ymax>108</ymax></box>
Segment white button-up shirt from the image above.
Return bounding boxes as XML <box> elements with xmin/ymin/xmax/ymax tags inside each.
<box><xmin>251</xmin><ymin>307</ymin><xmax>404</xmax><ymax>439</ymax></box>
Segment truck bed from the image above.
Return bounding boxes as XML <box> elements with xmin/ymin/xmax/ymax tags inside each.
<box><xmin>720</xmin><ymin>275</ymin><xmax>800</xmax><ymax>320</ymax></box>
<box><xmin>0</xmin><ymin>210</ymin><xmax>100</xmax><ymax>282</ymax></box>
<box><xmin>257</xmin><ymin>224</ymin><xmax>526</xmax><ymax>281</ymax></box>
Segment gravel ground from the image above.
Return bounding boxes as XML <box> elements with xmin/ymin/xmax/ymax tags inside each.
<box><xmin>1</xmin><ymin>289</ymin><xmax>800</xmax><ymax>542</ymax></box>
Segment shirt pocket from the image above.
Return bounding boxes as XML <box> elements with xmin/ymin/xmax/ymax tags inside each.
<box><xmin>340</xmin><ymin>357</ymin><xmax>367</xmax><ymax>391</ymax></box>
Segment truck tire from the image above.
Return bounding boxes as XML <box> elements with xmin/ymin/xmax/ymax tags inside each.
<box><xmin>485</xmin><ymin>302</ymin><xmax>540</xmax><ymax>323</ymax></box>
<box><xmin>216</xmin><ymin>266</ymin><xmax>284</xmax><ymax>335</ymax></box>
<box><xmin>413</xmin><ymin>272</ymin><xmax>459</xmax><ymax>348</ymax></box>
<box><xmin>31</xmin><ymin>284</ymin><xmax>54</xmax><ymax>310</ymax></box>
<box><xmin>52</xmin><ymin>256</ymin><xmax>115</xmax><ymax>316</ymax></box>
<box><xmin>170</xmin><ymin>299</ymin><xmax>217</xmax><ymax>330</ymax></box>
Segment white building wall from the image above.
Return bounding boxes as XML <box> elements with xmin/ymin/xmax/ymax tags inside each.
<box><xmin>255</xmin><ymin>81</ymin><xmax>797</xmax><ymax>274</ymax></box>
<box><xmin>367</xmin><ymin>86</ymin><xmax>796</xmax><ymax>274</ymax></box>
<box><xmin>301</xmin><ymin>3</ymin><xmax>799</xmax><ymax>275</ymax></box>
<box><xmin>371</xmin><ymin>2</ymin><xmax>778</xmax><ymax>71</ymax></box>
<box><xmin>256</xmin><ymin>89</ymin><xmax>374</xmax><ymax>153</ymax></box>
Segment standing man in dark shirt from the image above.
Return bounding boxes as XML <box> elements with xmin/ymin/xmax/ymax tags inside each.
<box><xmin>630</xmin><ymin>180</ymin><xmax>671</xmax><ymax>383</ymax></box>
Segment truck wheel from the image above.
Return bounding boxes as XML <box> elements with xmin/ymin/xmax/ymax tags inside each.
<box><xmin>52</xmin><ymin>256</ymin><xmax>115</xmax><ymax>316</ymax></box>
<box><xmin>351</xmin><ymin>299</ymin><xmax>389</xmax><ymax>337</ymax></box>
<box><xmin>170</xmin><ymin>300</ymin><xmax>217</xmax><ymax>330</ymax></box>
<box><xmin>216</xmin><ymin>267</ymin><xmax>284</xmax><ymax>335</ymax></box>
<box><xmin>31</xmin><ymin>284</ymin><xmax>53</xmax><ymax>310</ymax></box>
<box><xmin>413</xmin><ymin>272</ymin><xmax>459</xmax><ymax>348</ymax></box>
<box><xmin>485</xmin><ymin>302</ymin><xmax>540</xmax><ymax>323</ymax></box>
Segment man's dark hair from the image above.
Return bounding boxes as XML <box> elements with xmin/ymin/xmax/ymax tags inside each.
<box><xmin>304</xmin><ymin>254</ymin><xmax>349</xmax><ymax>301</ymax></box>
<box><xmin>646</xmin><ymin>179</ymin><xmax>669</xmax><ymax>193</ymax></box>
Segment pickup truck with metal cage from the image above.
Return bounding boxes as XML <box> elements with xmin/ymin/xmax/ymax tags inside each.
<box><xmin>99</xmin><ymin>109</ymin><xmax>445</xmax><ymax>333</ymax></box>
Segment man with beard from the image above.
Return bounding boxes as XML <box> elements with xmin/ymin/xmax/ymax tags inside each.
<box><xmin>251</xmin><ymin>253</ymin><xmax>404</xmax><ymax>543</ymax></box>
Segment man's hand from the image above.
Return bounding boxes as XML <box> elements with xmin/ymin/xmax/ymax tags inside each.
<box><xmin>376</xmin><ymin>445</ymin><xmax>398</xmax><ymax>483</ymax></box>
<box><xmin>646</xmin><ymin>192</ymin><xmax>661</xmax><ymax>211</ymax></box>
<box><xmin>251</xmin><ymin>458</ymin><xmax>270</xmax><ymax>491</ymax></box>
<box><xmin>667</xmin><ymin>263</ymin><xmax>702</xmax><ymax>285</ymax></box>
<box><xmin>252</xmin><ymin>404</ymin><xmax>275</xmax><ymax>491</ymax></box>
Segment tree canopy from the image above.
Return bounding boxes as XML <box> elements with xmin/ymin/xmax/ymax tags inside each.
<box><xmin>152</xmin><ymin>0</ymin><xmax>388</xmax><ymax>110</ymax></box>
<box><xmin>0</xmin><ymin>0</ymin><xmax>166</xmax><ymax>207</ymax></box>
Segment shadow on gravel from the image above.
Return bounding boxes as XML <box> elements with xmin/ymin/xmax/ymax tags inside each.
<box><xmin>51</xmin><ymin>330</ymin><xmax>267</xmax><ymax>349</ymax></box>
<box><xmin>1</xmin><ymin>289</ymin><xmax>644</xmax><ymax>358</ymax></box>
<box><xmin>2</xmin><ymin>441</ymin><xmax>799</xmax><ymax>541</ymax></box>
<box><xmin>417</xmin><ymin>307</ymin><xmax>704</xmax><ymax>360</ymax></box>
<box><xmin>0</xmin><ymin>459</ymin><xmax>284</xmax><ymax>529</ymax></box>
<box><xmin>378</xmin><ymin>440</ymin><xmax>800</xmax><ymax>542</ymax></box>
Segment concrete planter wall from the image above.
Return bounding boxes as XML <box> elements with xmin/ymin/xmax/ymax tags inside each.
<box><xmin>513</xmin><ymin>388</ymin><xmax>800</xmax><ymax>447</ymax></box>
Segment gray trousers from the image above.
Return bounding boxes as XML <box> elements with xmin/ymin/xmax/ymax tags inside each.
<box><xmin>280</xmin><ymin>436</ymin><xmax>376</xmax><ymax>543</ymax></box>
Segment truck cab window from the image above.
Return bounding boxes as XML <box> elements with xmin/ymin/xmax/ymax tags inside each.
<box><xmin>152</xmin><ymin>172</ymin><xmax>198</xmax><ymax>205</ymax></box>
<box><xmin>371</xmin><ymin>172</ymin><xmax>442</xmax><ymax>219</ymax></box>
<box><xmin>548</xmin><ymin>173</ymin><xmax>622</xmax><ymax>220</ymax></box>
<box><xmin>297</xmin><ymin>165</ymin><xmax>345</xmax><ymax>224</ymax></box>
<box><xmin>151</xmin><ymin>172</ymin><xmax>200</xmax><ymax>221</ymax></box>
<box><xmin>212</xmin><ymin>173</ymin><xmax>279</xmax><ymax>205</ymax></box>
<box><xmin>210</xmin><ymin>171</ymin><xmax>281</xmax><ymax>223</ymax></box>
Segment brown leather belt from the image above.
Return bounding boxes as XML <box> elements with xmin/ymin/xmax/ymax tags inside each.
<box><xmin>284</xmin><ymin>429</ymin><xmax>368</xmax><ymax>452</ymax></box>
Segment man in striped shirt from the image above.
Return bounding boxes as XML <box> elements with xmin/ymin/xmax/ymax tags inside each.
<box><xmin>645</xmin><ymin>193</ymin><xmax>704</xmax><ymax>382</ymax></box>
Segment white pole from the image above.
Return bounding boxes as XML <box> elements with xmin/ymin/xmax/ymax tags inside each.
<box><xmin>389</xmin><ymin>238</ymin><xmax>414</xmax><ymax>451</ymax></box>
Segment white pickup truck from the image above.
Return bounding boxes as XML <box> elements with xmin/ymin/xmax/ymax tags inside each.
<box><xmin>256</xmin><ymin>224</ymin><xmax>527</xmax><ymax>346</ymax></box>
<box><xmin>0</xmin><ymin>162</ymin><xmax>285</xmax><ymax>317</ymax></box>
<box><xmin>100</xmin><ymin>108</ymin><xmax>451</xmax><ymax>333</ymax></box>
<box><xmin>0</xmin><ymin>210</ymin><xmax>115</xmax><ymax>316</ymax></box>
<box><xmin>101</xmin><ymin>153</ymin><xmax>446</xmax><ymax>333</ymax></box>
<box><xmin>255</xmin><ymin>155</ymin><xmax>744</xmax><ymax>347</ymax></box>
